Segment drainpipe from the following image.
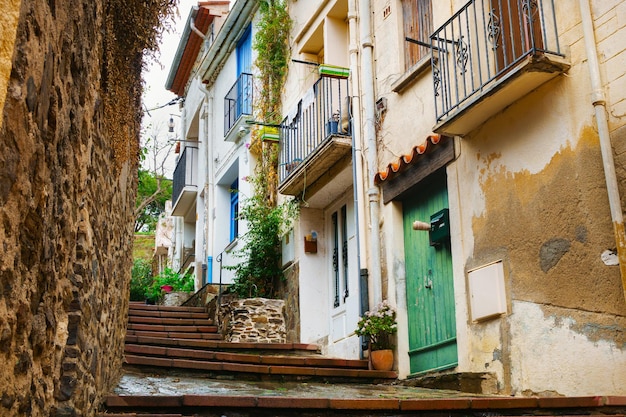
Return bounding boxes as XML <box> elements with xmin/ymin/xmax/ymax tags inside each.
<box><xmin>359</xmin><ymin>0</ymin><xmax>382</xmax><ymax>305</ymax></box>
<box><xmin>348</xmin><ymin>0</ymin><xmax>370</xmax><ymax>358</ymax></box>
<box><xmin>348</xmin><ymin>0</ymin><xmax>365</xmax><ymax>279</ymax></box>
<box><xmin>579</xmin><ymin>0</ymin><xmax>626</xmax><ymax>301</ymax></box>
<box><xmin>190</xmin><ymin>7</ymin><xmax>207</xmax><ymax>40</ymax></box>
<box><xmin>198</xmin><ymin>79</ymin><xmax>215</xmax><ymax>285</ymax></box>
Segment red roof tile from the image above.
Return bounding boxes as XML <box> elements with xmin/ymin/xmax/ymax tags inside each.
<box><xmin>374</xmin><ymin>134</ymin><xmax>447</xmax><ymax>185</ymax></box>
<box><xmin>169</xmin><ymin>4</ymin><xmax>228</xmax><ymax>96</ymax></box>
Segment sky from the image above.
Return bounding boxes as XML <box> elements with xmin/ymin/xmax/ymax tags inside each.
<box><xmin>141</xmin><ymin>0</ymin><xmax>201</xmax><ymax>175</ymax></box>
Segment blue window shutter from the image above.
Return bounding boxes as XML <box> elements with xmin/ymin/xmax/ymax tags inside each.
<box><xmin>236</xmin><ymin>25</ymin><xmax>252</xmax><ymax>76</ymax></box>
<box><xmin>230</xmin><ymin>179</ymin><xmax>239</xmax><ymax>241</ymax></box>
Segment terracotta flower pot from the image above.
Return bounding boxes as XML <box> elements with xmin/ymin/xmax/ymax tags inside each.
<box><xmin>370</xmin><ymin>349</ymin><xmax>394</xmax><ymax>371</ymax></box>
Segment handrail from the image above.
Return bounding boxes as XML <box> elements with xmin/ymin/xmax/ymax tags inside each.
<box><xmin>430</xmin><ymin>0</ymin><xmax>562</xmax><ymax>123</ymax></box>
<box><xmin>278</xmin><ymin>75</ymin><xmax>351</xmax><ymax>183</ymax></box>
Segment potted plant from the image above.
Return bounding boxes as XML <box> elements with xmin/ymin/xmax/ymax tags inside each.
<box><xmin>355</xmin><ymin>300</ymin><xmax>397</xmax><ymax>371</ymax></box>
<box><xmin>146</xmin><ymin>267</ymin><xmax>194</xmax><ymax>304</ymax></box>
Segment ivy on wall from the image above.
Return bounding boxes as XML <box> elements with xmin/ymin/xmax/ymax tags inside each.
<box><xmin>229</xmin><ymin>0</ymin><xmax>296</xmax><ymax>299</ymax></box>
<box><xmin>103</xmin><ymin>0</ymin><xmax>176</xmax><ymax>168</ymax></box>
<box><xmin>254</xmin><ymin>0</ymin><xmax>292</xmax><ymax>125</ymax></box>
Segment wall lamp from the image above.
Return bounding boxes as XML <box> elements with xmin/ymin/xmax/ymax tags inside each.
<box><xmin>168</xmin><ymin>114</ymin><xmax>181</xmax><ymax>133</ymax></box>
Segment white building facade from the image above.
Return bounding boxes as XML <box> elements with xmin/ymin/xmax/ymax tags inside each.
<box><xmin>166</xmin><ymin>0</ymin><xmax>257</xmax><ymax>290</ymax></box>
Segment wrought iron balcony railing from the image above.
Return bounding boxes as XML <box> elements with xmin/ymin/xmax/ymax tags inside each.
<box><xmin>278</xmin><ymin>75</ymin><xmax>351</xmax><ymax>184</ymax></box>
<box><xmin>431</xmin><ymin>0</ymin><xmax>563</xmax><ymax>126</ymax></box>
<box><xmin>172</xmin><ymin>146</ymin><xmax>198</xmax><ymax>207</ymax></box>
<box><xmin>224</xmin><ymin>72</ymin><xmax>253</xmax><ymax>137</ymax></box>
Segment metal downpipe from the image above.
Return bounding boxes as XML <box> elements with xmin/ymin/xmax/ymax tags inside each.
<box><xmin>579</xmin><ymin>0</ymin><xmax>626</xmax><ymax>301</ymax></box>
<box><xmin>358</xmin><ymin>0</ymin><xmax>382</xmax><ymax>305</ymax></box>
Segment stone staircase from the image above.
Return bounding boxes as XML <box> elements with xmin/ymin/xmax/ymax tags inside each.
<box><xmin>99</xmin><ymin>303</ymin><xmax>626</xmax><ymax>417</ymax></box>
<box><xmin>122</xmin><ymin>302</ymin><xmax>396</xmax><ymax>382</ymax></box>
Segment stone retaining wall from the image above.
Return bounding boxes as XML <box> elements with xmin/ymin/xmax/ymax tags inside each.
<box><xmin>0</xmin><ymin>1</ymin><xmax>141</xmax><ymax>415</ymax></box>
<box><xmin>223</xmin><ymin>298</ymin><xmax>286</xmax><ymax>343</ymax></box>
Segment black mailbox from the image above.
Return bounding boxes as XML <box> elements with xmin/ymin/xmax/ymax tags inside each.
<box><xmin>430</xmin><ymin>208</ymin><xmax>450</xmax><ymax>245</ymax></box>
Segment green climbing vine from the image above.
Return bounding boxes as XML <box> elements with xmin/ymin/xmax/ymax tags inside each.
<box><xmin>228</xmin><ymin>0</ymin><xmax>296</xmax><ymax>299</ymax></box>
<box><xmin>254</xmin><ymin>0</ymin><xmax>292</xmax><ymax>125</ymax></box>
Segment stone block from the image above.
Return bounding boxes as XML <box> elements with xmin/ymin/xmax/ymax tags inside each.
<box><xmin>223</xmin><ymin>298</ymin><xmax>286</xmax><ymax>343</ymax></box>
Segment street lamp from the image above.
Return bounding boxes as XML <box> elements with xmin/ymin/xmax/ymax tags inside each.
<box><xmin>168</xmin><ymin>114</ymin><xmax>180</xmax><ymax>133</ymax></box>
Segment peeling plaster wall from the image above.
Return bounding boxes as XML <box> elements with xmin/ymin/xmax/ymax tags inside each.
<box><xmin>510</xmin><ymin>301</ymin><xmax>626</xmax><ymax>396</ymax></box>
<box><xmin>451</xmin><ymin>1</ymin><xmax>626</xmax><ymax>395</ymax></box>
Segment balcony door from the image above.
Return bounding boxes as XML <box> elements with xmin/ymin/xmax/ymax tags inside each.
<box><xmin>492</xmin><ymin>0</ymin><xmax>544</xmax><ymax>73</ymax></box>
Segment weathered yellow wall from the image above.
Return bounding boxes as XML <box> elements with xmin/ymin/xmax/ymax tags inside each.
<box><xmin>0</xmin><ymin>0</ymin><xmax>21</xmax><ymax>129</ymax></box>
<box><xmin>374</xmin><ymin>0</ymin><xmax>626</xmax><ymax>395</ymax></box>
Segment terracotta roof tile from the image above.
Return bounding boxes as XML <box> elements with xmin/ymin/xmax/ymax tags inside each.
<box><xmin>169</xmin><ymin>5</ymin><xmax>226</xmax><ymax>96</ymax></box>
<box><xmin>374</xmin><ymin>134</ymin><xmax>446</xmax><ymax>185</ymax></box>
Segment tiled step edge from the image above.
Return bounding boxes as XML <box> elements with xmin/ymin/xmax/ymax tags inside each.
<box><xmin>126</xmin><ymin>330</ymin><xmax>222</xmax><ymax>340</ymax></box>
<box><xmin>124</xmin><ymin>344</ymin><xmax>367</xmax><ymax>368</ymax></box>
<box><xmin>128</xmin><ymin>317</ymin><xmax>214</xmax><ymax>326</ymax></box>
<box><xmin>128</xmin><ymin>309</ymin><xmax>211</xmax><ymax>319</ymax></box>
<box><xmin>124</xmin><ymin>335</ymin><xmax>320</xmax><ymax>353</ymax></box>
<box><xmin>97</xmin><ymin>414</ymin><xmax>188</xmax><ymax>417</ymax></box>
<box><xmin>126</xmin><ymin>324</ymin><xmax>218</xmax><ymax>333</ymax></box>
<box><xmin>104</xmin><ymin>394</ymin><xmax>626</xmax><ymax>412</ymax></box>
<box><xmin>128</xmin><ymin>303</ymin><xmax>206</xmax><ymax>313</ymax></box>
<box><xmin>123</xmin><ymin>354</ymin><xmax>396</xmax><ymax>379</ymax></box>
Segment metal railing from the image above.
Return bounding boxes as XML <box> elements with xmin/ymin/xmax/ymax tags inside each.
<box><xmin>224</xmin><ymin>72</ymin><xmax>253</xmax><ymax>136</ymax></box>
<box><xmin>172</xmin><ymin>146</ymin><xmax>198</xmax><ymax>205</ymax></box>
<box><xmin>430</xmin><ymin>0</ymin><xmax>562</xmax><ymax>123</ymax></box>
<box><xmin>278</xmin><ymin>75</ymin><xmax>351</xmax><ymax>183</ymax></box>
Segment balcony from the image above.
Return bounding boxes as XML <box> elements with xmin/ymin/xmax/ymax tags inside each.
<box><xmin>278</xmin><ymin>75</ymin><xmax>351</xmax><ymax>197</ymax></box>
<box><xmin>224</xmin><ymin>72</ymin><xmax>253</xmax><ymax>141</ymax></box>
<box><xmin>430</xmin><ymin>0</ymin><xmax>569</xmax><ymax>136</ymax></box>
<box><xmin>171</xmin><ymin>146</ymin><xmax>199</xmax><ymax>218</ymax></box>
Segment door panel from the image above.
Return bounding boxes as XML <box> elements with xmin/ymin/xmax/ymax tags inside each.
<box><xmin>493</xmin><ymin>0</ymin><xmax>544</xmax><ymax>73</ymax></box>
<box><xmin>403</xmin><ymin>172</ymin><xmax>457</xmax><ymax>375</ymax></box>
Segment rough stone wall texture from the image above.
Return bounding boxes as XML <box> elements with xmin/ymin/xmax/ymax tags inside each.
<box><xmin>0</xmin><ymin>1</ymin><xmax>139</xmax><ymax>415</ymax></box>
<box><xmin>0</xmin><ymin>0</ymin><xmax>21</xmax><ymax>129</ymax></box>
<box><xmin>224</xmin><ymin>298</ymin><xmax>286</xmax><ymax>343</ymax></box>
<box><xmin>275</xmin><ymin>262</ymin><xmax>300</xmax><ymax>343</ymax></box>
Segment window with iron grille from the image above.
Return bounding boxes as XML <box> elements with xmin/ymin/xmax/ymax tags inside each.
<box><xmin>402</xmin><ymin>0</ymin><xmax>433</xmax><ymax>69</ymax></box>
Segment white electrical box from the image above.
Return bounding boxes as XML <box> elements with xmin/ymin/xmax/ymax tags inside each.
<box><xmin>468</xmin><ymin>261</ymin><xmax>507</xmax><ymax>322</ymax></box>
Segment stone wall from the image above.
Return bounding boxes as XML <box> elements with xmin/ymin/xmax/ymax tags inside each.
<box><xmin>0</xmin><ymin>1</ymin><xmax>142</xmax><ymax>415</ymax></box>
<box><xmin>275</xmin><ymin>262</ymin><xmax>300</xmax><ymax>343</ymax></box>
<box><xmin>223</xmin><ymin>298</ymin><xmax>286</xmax><ymax>343</ymax></box>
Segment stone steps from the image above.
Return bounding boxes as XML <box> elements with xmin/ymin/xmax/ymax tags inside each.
<box><xmin>128</xmin><ymin>308</ymin><xmax>212</xmax><ymax>320</ymax></box>
<box><xmin>125</xmin><ymin>344</ymin><xmax>366</xmax><ymax>368</ymax></box>
<box><xmin>128</xmin><ymin>316</ymin><xmax>214</xmax><ymax>326</ymax></box>
<box><xmin>124</xmin><ymin>304</ymin><xmax>396</xmax><ymax>382</ymax></box>
<box><xmin>129</xmin><ymin>303</ymin><xmax>207</xmax><ymax>313</ymax></box>
<box><xmin>125</xmin><ymin>334</ymin><xmax>320</xmax><ymax>353</ymax></box>
<box><xmin>107</xmin><ymin>304</ymin><xmax>626</xmax><ymax>417</ymax></box>
<box><xmin>99</xmin><ymin>395</ymin><xmax>626</xmax><ymax>417</ymax></box>
<box><xmin>127</xmin><ymin>323</ymin><xmax>218</xmax><ymax>333</ymax></box>
<box><xmin>126</xmin><ymin>329</ymin><xmax>222</xmax><ymax>340</ymax></box>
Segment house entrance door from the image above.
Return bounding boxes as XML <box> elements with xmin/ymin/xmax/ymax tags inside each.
<box><xmin>327</xmin><ymin>197</ymin><xmax>360</xmax><ymax>358</ymax></box>
<box><xmin>402</xmin><ymin>171</ymin><xmax>457</xmax><ymax>375</ymax></box>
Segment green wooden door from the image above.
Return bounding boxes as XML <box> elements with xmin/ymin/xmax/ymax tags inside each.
<box><xmin>403</xmin><ymin>172</ymin><xmax>457</xmax><ymax>375</ymax></box>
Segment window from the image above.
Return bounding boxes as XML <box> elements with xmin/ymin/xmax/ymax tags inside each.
<box><xmin>402</xmin><ymin>0</ymin><xmax>432</xmax><ymax>69</ymax></box>
<box><xmin>230</xmin><ymin>179</ymin><xmax>239</xmax><ymax>241</ymax></box>
<box><xmin>332</xmin><ymin>205</ymin><xmax>349</xmax><ymax>308</ymax></box>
